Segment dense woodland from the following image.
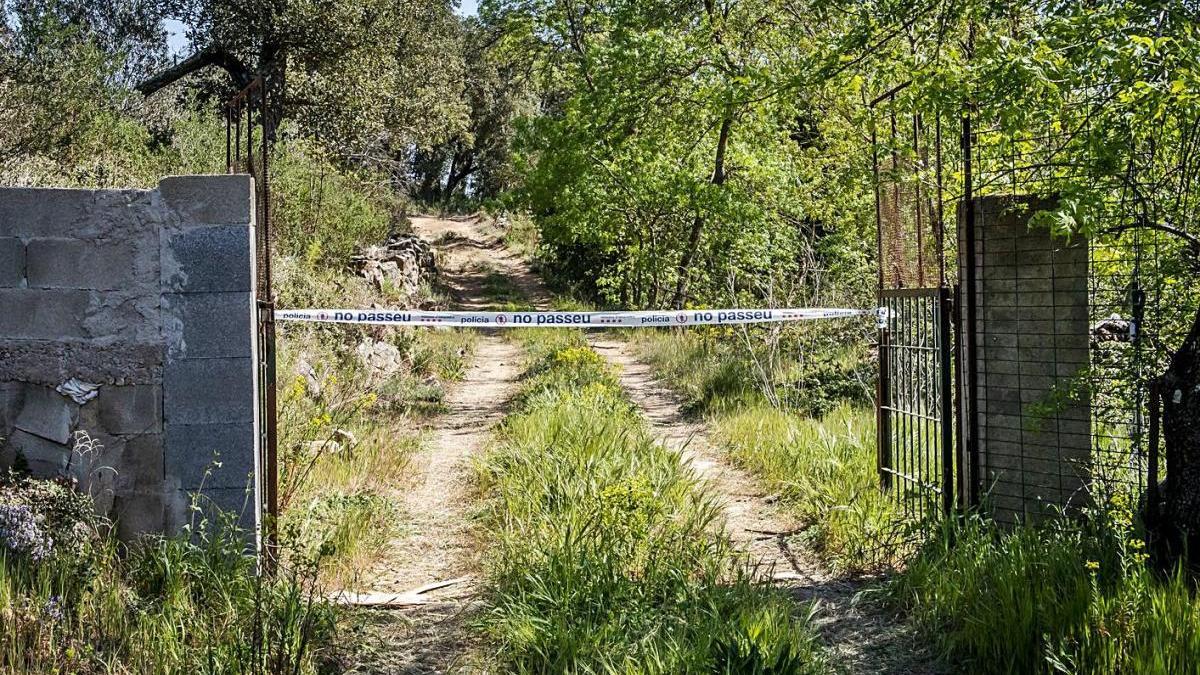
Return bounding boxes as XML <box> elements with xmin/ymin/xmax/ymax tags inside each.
<box><xmin>4</xmin><ymin>0</ymin><xmax>1200</xmax><ymax>673</ymax></box>
<box><xmin>5</xmin><ymin>0</ymin><xmax>1198</xmax><ymax>309</ymax></box>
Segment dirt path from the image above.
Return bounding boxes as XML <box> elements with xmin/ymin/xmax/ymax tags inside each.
<box><xmin>346</xmin><ymin>216</ymin><xmax>535</xmax><ymax>674</ymax></box>
<box><xmin>349</xmin><ymin>214</ymin><xmax>932</xmax><ymax>673</ymax></box>
<box><xmin>587</xmin><ymin>340</ymin><xmax>939</xmax><ymax>675</ymax></box>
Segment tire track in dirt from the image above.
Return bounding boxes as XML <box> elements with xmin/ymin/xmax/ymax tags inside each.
<box><xmin>589</xmin><ymin>337</ymin><xmax>941</xmax><ymax>675</ymax></box>
<box><xmin>345</xmin><ymin>216</ymin><xmax>535</xmax><ymax>674</ymax></box>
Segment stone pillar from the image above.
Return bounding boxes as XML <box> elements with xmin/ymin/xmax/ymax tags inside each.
<box><xmin>159</xmin><ymin>176</ymin><xmax>260</xmax><ymax>537</ymax></box>
<box><xmin>961</xmin><ymin>195</ymin><xmax>1092</xmax><ymax>522</ymax></box>
<box><xmin>0</xmin><ymin>175</ymin><xmax>260</xmax><ymax>543</ymax></box>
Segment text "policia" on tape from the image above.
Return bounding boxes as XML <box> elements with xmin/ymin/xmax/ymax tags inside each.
<box><xmin>274</xmin><ymin>307</ymin><xmax>878</xmax><ymax>329</ymax></box>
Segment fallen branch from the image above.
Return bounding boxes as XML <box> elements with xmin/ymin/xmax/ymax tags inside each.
<box><xmin>329</xmin><ymin>576</ymin><xmax>471</xmax><ymax>608</ymax></box>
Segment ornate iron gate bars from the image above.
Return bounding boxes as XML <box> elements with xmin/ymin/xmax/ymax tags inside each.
<box><xmin>225</xmin><ymin>78</ymin><xmax>278</xmax><ymax>559</ymax></box>
<box><xmin>878</xmin><ymin>287</ymin><xmax>956</xmax><ymax>519</ymax></box>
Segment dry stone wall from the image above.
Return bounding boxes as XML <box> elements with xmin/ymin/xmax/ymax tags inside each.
<box><xmin>0</xmin><ymin>175</ymin><xmax>260</xmax><ymax>542</ymax></box>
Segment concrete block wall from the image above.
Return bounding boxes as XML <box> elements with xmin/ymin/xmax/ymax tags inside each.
<box><xmin>0</xmin><ymin>176</ymin><xmax>260</xmax><ymax>542</ymax></box>
<box><xmin>961</xmin><ymin>195</ymin><xmax>1092</xmax><ymax>523</ymax></box>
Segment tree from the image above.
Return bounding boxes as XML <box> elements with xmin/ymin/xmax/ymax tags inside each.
<box><xmin>0</xmin><ymin>0</ymin><xmax>171</xmax><ymax>178</ymax></box>
<box><xmin>136</xmin><ymin>0</ymin><xmax>471</xmax><ymax>169</ymax></box>
<box><xmin>487</xmin><ymin>0</ymin><xmax>879</xmax><ymax>307</ymax></box>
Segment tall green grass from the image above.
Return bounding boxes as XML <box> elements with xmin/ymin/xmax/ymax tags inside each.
<box><xmin>715</xmin><ymin>404</ymin><xmax>908</xmax><ymax>574</ymax></box>
<box><xmin>0</xmin><ymin>476</ymin><xmax>338</xmax><ymax>674</ymax></box>
<box><xmin>627</xmin><ymin>324</ymin><xmax>873</xmax><ymax>417</ymax></box>
<box><xmin>474</xmin><ymin>334</ymin><xmax>825</xmax><ymax>673</ymax></box>
<box><xmin>892</xmin><ymin>513</ymin><xmax>1200</xmax><ymax>674</ymax></box>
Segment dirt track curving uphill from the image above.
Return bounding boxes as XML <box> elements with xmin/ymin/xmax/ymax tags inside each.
<box><xmin>346</xmin><ymin>216</ymin><xmax>541</xmax><ymax>674</ymax></box>
<box><xmin>349</xmin><ymin>214</ymin><xmax>933</xmax><ymax>674</ymax></box>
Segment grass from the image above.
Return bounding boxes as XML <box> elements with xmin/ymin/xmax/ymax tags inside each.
<box><xmin>714</xmin><ymin>404</ymin><xmax>909</xmax><ymax>574</ymax></box>
<box><xmin>0</xmin><ymin>473</ymin><xmax>339</xmax><ymax>674</ymax></box>
<box><xmin>624</xmin><ymin>316</ymin><xmax>1200</xmax><ymax>673</ymax></box>
<box><xmin>891</xmin><ymin>512</ymin><xmax>1200</xmax><ymax>674</ymax></box>
<box><xmin>627</xmin><ymin>323</ymin><xmax>873</xmax><ymax>417</ymax></box>
<box><xmin>473</xmin><ymin>332</ymin><xmax>826</xmax><ymax>673</ymax></box>
<box><xmin>626</xmin><ymin>326</ymin><xmax>900</xmax><ymax>575</ymax></box>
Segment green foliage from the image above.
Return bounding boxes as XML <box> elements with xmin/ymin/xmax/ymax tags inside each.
<box><xmin>270</xmin><ymin>135</ymin><xmax>396</xmax><ymax>266</ymax></box>
<box><xmin>489</xmin><ymin>0</ymin><xmax>875</xmax><ymax>307</ymax></box>
<box><xmin>891</xmin><ymin>512</ymin><xmax>1200</xmax><ymax>674</ymax></box>
<box><xmin>629</xmin><ymin>323</ymin><xmax>873</xmax><ymax>417</ymax></box>
<box><xmin>0</xmin><ymin>478</ymin><xmax>338</xmax><ymax>674</ymax></box>
<box><xmin>476</xmin><ymin>335</ymin><xmax>826</xmax><ymax>672</ymax></box>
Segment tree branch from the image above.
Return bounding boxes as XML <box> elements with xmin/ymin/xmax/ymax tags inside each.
<box><xmin>1102</xmin><ymin>219</ymin><xmax>1200</xmax><ymax>255</ymax></box>
<box><xmin>135</xmin><ymin>46</ymin><xmax>253</xmax><ymax>97</ymax></box>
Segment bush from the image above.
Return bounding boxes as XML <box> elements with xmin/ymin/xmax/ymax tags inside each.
<box><xmin>271</xmin><ymin>136</ymin><xmax>396</xmax><ymax>267</ymax></box>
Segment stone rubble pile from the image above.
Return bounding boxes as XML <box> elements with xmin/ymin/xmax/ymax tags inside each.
<box><xmin>352</xmin><ymin>233</ymin><xmax>437</xmax><ymax>299</ymax></box>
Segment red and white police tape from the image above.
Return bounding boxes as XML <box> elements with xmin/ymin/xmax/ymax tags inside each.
<box><xmin>274</xmin><ymin>307</ymin><xmax>884</xmax><ymax>329</ymax></box>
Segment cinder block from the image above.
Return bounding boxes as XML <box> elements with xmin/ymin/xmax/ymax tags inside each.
<box><xmin>112</xmin><ymin>490</ymin><xmax>165</xmax><ymax>540</ymax></box>
<box><xmin>164</xmin><ymin>357</ymin><xmax>254</xmax><ymax>425</ymax></box>
<box><xmin>8</xmin><ymin>429</ymin><xmax>70</xmax><ymax>477</ymax></box>
<box><xmin>14</xmin><ymin>384</ymin><xmax>76</xmax><ymax>444</ymax></box>
<box><xmin>163</xmin><ymin>226</ymin><xmax>252</xmax><ymax>293</ymax></box>
<box><xmin>0</xmin><ymin>381</ymin><xmax>24</xmax><ymax>434</ymax></box>
<box><xmin>0</xmin><ymin>189</ymin><xmax>94</xmax><ymax>237</ymax></box>
<box><xmin>0</xmin><ymin>238</ymin><xmax>24</xmax><ymax>287</ymax></box>
<box><xmin>0</xmin><ymin>288</ymin><xmax>93</xmax><ymax>339</ymax></box>
<box><xmin>117</xmin><ymin>433</ymin><xmax>165</xmax><ymax>486</ymax></box>
<box><xmin>159</xmin><ymin>175</ymin><xmax>253</xmax><ymax>226</ymax></box>
<box><xmin>162</xmin><ymin>293</ymin><xmax>252</xmax><ymax>358</ymax></box>
<box><xmin>26</xmin><ymin>238</ymin><xmax>140</xmax><ymax>290</ymax></box>
<box><xmin>82</xmin><ymin>385</ymin><xmax>162</xmax><ymax>435</ymax></box>
<box><xmin>165</xmin><ymin>422</ymin><xmax>255</xmax><ymax>489</ymax></box>
<box><xmin>180</xmin><ymin>486</ymin><xmax>257</xmax><ymax>540</ymax></box>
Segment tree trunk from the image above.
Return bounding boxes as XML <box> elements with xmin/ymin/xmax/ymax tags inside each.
<box><xmin>1160</xmin><ymin>305</ymin><xmax>1200</xmax><ymax>559</ymax></box>
<box><xmin>672</xmin><ymin>115</ymin><xmax>732</xmax><ymax>308</ymax></box>
<box><xmin>443</xmin><ymin>148</ymin><xmax>475</xmax><ymax>200</ymax></box>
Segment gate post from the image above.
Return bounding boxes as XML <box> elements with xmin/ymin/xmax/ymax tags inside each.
<box><xmin>877</xmin><ymin>312</ymin><xmax>893</xmax><ymax>490</ymax></box>
<box><xmin>938</xmin><ymin>286</ymin><xmax>955</xmax><ymax>516</ymax></box>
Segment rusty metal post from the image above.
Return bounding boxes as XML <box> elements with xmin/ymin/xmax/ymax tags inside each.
<box><xmin>939</xmin><ymin>286</ymin><xmax>955</xmax><ymax>515</ymax></box>
<box><xmin>878</xmin><ymin>315</ymin><xmax>893</xmax><ymax>490</ymax></box>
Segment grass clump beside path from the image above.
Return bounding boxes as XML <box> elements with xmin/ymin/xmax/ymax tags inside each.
<box><xmin>715</xmin><ymin>404</ymin><xmax>907</xmax><ymax>574</ymax></box>
<box><xmin>892</xmin><ymin>512</ymin><xmax>1200</xmax><ymax>674</ymax></box>
<box><xmin>0</xmin><ymin>471</ymin><xmax>338</xmax><ymax>674</ymax></box>
<box><xmin>627</xmin><ymin>328</ymin><xmax>903</xmax><ymax>574</ymax></box>
<box><xmin>474</xmin><ymin>329</ymin><xmax>825</xmax><ymax>673</ymax></box>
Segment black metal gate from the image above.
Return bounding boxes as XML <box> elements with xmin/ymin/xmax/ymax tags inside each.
<box><xmin>877</xmin><ymin>287</ymin><xmax>956</xmax><ymax>519</ymax></box>
<box><xmin>225</xmin><ymin>78</ymin><xmax>278</xmax><ymax>558</ymax></box>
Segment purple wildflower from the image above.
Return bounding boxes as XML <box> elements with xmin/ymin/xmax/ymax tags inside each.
<box><xmin>44</xmin><ymin>595</ymin><xmax>64</xmax><ymax>622</ymax></box>
<box><xmin>0</xmin><ymin>503</ymin><xmax>54</xmax><ymax>562</ymax></box>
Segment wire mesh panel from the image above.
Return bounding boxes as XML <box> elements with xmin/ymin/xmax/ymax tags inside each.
<box><xmin>878</xmin><ymin>287</ymin><xmax>955</xmax><ymax>519</ymax></box>
<box><xmin>871</xmin><ymin>87</ymin><xmax>957</xmax><ymax>290</ymax></box>
<box><xmin>959</xmin><ymin>195</ymin><xmax>1093</xmax><ymax>521</ymax></box>
<box><xmin>967</xmin><ymin>89</ymin><xmax>1195</xmax><ymax>511</ymax></box>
